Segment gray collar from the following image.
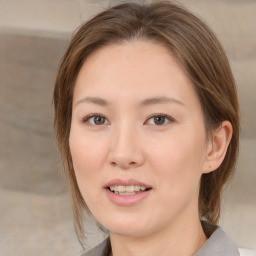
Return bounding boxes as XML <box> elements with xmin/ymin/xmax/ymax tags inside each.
<box><xmin>193</xmin><ymin>221</ymin><xmax>240</xmax><ymax>256</ymax></box>
<box><xmin>81</xmin><ymin>222</ymin><xmax>239</xmax><ymax>256</ymax></box>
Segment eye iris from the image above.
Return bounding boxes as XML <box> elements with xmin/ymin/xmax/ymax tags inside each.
<box><xmin>94</xmin><ymin>116</ymin><xmax>105</xmax><ymax>125</ymax></box>
<box><xmin>154</xmin><ymin>116</ymin><xmax>165</xmax><ymax>125</ymax></box>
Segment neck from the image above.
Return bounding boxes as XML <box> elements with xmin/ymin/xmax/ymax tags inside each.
<box><xmin>109</xmin><ymin>217</ymin><xmax>207</xmax><ymax>256</ymax></box>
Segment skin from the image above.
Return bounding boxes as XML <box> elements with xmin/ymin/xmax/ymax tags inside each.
<box><xmin>69</xmin><ymin>40</ymin><xmax>232</xmax><ymax>256</ymax></box>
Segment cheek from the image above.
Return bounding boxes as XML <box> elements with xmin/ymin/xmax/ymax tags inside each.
<box><xmin>149</xmin><ymin>129</ymin><xmax>206</xmax><ymax>191</ymax></box>
<box><xmin>69</xmin><ymin>131</ymin><xmax>108</xmax><ymax>211</ymax></box>
<box><xmin>69</xmin><ymin>128</ymin><xmax>105</xmax><ymax>171</ymax></box>
<box><xmin>69</xmin><ymin>128</ymin><xmax>108</xmax><ymax>195</ymax></box>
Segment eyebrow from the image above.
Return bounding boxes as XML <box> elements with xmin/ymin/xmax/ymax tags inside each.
<box><xmin>75</xmin><ymin>96</ymin><xmax>185</xmax><ymax>107</ymax></box>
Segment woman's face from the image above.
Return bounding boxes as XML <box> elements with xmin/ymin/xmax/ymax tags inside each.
<box><xmin>69</xmin><ymin>40</ymin><xmax>211</xmax><ymax>237</ymax></box>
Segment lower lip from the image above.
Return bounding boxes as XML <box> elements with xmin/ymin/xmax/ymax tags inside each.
<box><xmin>105</xmin><ymin>188</ymin><xmax>152</xmax><ymax>206</ymax></box>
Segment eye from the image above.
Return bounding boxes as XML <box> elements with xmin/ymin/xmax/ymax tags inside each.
<box><xmin>82</xmin><ymin>114</ymin><xmax>174</xmax><ymax>127</ymax></box>
<box><xmin>82</xmin><ymin>114</ymin><xmax>109</xmax><ymax>126</ymax></box>
<box><xmin>146</xmin><ymin>114</ymin><xmax>174</xmax><ymax>126</ymax></box>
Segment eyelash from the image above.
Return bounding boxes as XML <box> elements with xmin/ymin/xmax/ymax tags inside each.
<box><xmin>81</xmin><ymin>113</ymin><xmax>175</xmax><ymax>127</ymax></box>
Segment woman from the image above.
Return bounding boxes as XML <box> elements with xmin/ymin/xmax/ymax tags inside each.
<box><xmin>54</xmin><ymin>1</ymin><xmax>240</xmax><ymax>255</ymax></box>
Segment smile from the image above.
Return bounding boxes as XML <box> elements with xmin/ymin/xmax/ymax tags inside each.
<box><xmin>104</xmin><ymin>179</ymin><xmax>152</xmax><ymax>206</ymax></box>
<box><xmin>108</xmin><ymin>185</ymin><xmax>148</xmax><ymax>195</ymax></box>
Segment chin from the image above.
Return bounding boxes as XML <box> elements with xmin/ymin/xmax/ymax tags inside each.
<box><xmin>103</xmin><ymin>219</ymin><xmax>151</xmax><ymax>238</ymax></box>
<box><xmin>109</xmin><ymin>228</ymin><xmax>148</xmax><ymax>238</ymax></box>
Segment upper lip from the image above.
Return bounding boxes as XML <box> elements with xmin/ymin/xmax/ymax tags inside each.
<box><xmin>104</xmin><ymin>178</ymin><xmax>152</xmax><ymax>189</ymax></box>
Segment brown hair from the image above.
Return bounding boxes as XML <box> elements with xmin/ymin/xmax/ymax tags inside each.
<box><xmin>54</xmin><ymin>0</ymin><xmax>239</xmax><ymax>244</ymax></box>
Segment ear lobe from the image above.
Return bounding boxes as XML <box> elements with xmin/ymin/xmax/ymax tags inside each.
<box><xmin>203</xmin><ymin>121</ymin><xmax>233</xmax><ymax>174</ymax></box>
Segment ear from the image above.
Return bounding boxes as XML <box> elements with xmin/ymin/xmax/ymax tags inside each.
<box><xmin>203</xmin><ymin>121</ymin><xmax>233</xmax><ymax>174</ymax></box>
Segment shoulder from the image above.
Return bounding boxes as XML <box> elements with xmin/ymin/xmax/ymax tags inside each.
<box><xmin>194</xmin><ymin>221</ymin><xmax>240</xmax><ymax>256</ymax></box>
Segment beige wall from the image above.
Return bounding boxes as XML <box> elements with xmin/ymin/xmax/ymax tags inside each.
<box><xmin>0</xmin><ymin>1</ymin><xmax>255</xmax><ymax>255</ymax></box>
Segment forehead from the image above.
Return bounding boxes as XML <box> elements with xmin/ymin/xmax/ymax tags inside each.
<box><xmin>79</xmin><ymin>40</ymin><xmax>178</xmax><ymax>78</ymax></box>
<box><xmin>73</xmin><ymin>40</ymin><xmax>199</xmax><ymax>109</ymax></box>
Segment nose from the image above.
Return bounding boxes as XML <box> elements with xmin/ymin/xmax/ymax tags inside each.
<box><xmin>108</xmin><ymin>123</ymin><xmax>145</xmax><ymax>170</ymax></box>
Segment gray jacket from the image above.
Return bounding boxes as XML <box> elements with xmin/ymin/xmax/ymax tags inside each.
<box><xmin>81</xmin><ymin>222</ymin><xmax>240</xmax><ymax>256</ymax></box>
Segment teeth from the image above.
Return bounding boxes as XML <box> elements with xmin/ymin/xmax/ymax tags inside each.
<box><xmin>109</xmin><ymin>185</ymin><xmax>147</xmax><ymax>193</ymax></box>
<box><xmin>119</xmin><ymin>192</ymin><xmax>136</xmax><ymax>195</ymax></box>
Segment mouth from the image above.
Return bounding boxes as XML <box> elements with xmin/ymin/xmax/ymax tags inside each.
<box><xmin>104</xmin><ymin>179</ymin><xmax>152</xmax><ymax>206</ymax></box>
<box><xmin>107</xmin><ymin>185</ymin><xmax>152</xmax><ymax>195</ymax></box>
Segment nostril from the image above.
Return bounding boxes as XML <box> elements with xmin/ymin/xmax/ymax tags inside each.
<box><xmin>110</xmin><ymin>161</ymin><xmax>137</xmax><ymax>169</ymax></box>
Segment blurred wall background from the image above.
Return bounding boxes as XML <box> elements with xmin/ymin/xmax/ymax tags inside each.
<box><xmin>0</xmin><ymin>0</ymin><xmax>255</xmax><ymax>255</ymax></box>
